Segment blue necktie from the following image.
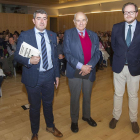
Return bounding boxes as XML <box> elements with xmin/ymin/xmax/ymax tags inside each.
<box><xmin>126</xmin><ymin>25</ymin><xmax>132</xmax><ymax>47</ymax></box>
<box><xmin>39</xmin><ymin>32</ymin><xmax>48</xmax><ymax>70</ymax></box>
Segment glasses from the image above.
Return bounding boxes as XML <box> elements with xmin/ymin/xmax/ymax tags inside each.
<box><xmin>124</xmin><ymin>11</ymin><xmax>136</xmax><ymax>15</ymax></box>
<box><xmin>75</xmin><ymin>19</ymin><xmax>87</xmax><ymax>23</ymax></box>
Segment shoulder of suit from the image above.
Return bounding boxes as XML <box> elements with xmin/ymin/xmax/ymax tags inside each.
<box><xmin>86</xmin><ymin>29</ymin><xmax>97</xmax><ymax>35</ymax></box>
<box><xmin>64</xmin><ymin>28</ymin><xmax>76</xmax><ymax>34</ymax></box>
<box><xmin>46</xmin><ymin>30</ymin><xmax>56</xmax><ymax>35</ymax></box>
<box><xmin>113</xmin><ymin>22</ymin><xmax>125</xmax><ymax>27</ymax></box>
<box><xmin>136</xmin><ymin>20</ymin><xmax>140</xmax><ymax>25</ymax></box>
<box><xmin>20</xmin><ymin>29</ymin><xmax>34</xmax><ymax>36</ymax></box>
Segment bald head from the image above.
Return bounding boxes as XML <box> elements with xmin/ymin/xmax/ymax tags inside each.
<box><xmin>74</xmin><ymin>12</ymin><xmax>88</xmax><ymax>22</ymax></box>
<box><xmin>73</xmin><ymin>12</ymin><xmax>88</xmax><ymax>31</ymax></box>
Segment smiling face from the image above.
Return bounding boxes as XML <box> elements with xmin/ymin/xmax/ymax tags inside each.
<box><xmin>32</xmin><ymin>13</ymin><xmax>47</xmax><ymax>32</ymax></box>
<box><xmin>124</xmin><ymin>5</ymin><xmax>138</xmax><ymax>24</ymax></box>
<box><xmin>74</xmin><ymin>12</ymin><xmax>88</xmax><ymax>31</ymax></box>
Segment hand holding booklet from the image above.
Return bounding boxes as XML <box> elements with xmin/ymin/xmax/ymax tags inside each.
<box><xmin>19</xmin><ymin>42</ymin><xmax>40</xmax><ymax>58</ymax></box>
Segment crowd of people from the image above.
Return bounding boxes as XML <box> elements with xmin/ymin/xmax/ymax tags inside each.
<box><xmin>1</xmin><ymin>2</ymin><xmax>140</xmax><ymax>139</ymax></box>
<box><xmin>0</xmin><ymin>29</ymin><xmax>20</xmax><ymax>77</ymax></box>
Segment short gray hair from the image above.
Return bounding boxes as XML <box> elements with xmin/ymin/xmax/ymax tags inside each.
<box><xmin>33</xmin><ymin>9</ymin><xmax>48</xmax><ymax>19</ymax></box>
<box><xmin>73</xmin><ymin>12</ymin><xmax>88</xmax><ymax>22</ymax></box>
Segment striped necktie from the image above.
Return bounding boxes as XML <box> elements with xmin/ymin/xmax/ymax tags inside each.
<box><xmin>39</xmin><ymin>32</ymin><xmax>48</xmax><ymax>70</ymax></box>
<box><xmin>126</xmin><ymin>25</ymin><xmax>132</xmax><ymax>47</ymax></box>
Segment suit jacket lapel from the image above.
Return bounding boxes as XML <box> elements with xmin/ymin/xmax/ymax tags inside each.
<box><xmin>46</xmin><ymin>30</ymin><xmax>52</xmax><ymax>44</ymax></box>
<box><xmin>73</xmin><ymin>28</ymin><xmax>83</xmax><ymax>53</ymax></box>
<box><xmin>122</xmin><ymin>22</ymin><xmax>126</xmax><ymax>46</ymax></box>
<box><xmin>130</xmin><ymin>21</ymin><xmax>140</xmax><ymax>46</ymax></box>
<box><xmin>30</xmin><ymin>28</ymin><xmax>38</xmax><ymax>49</ymax></box>
<box><xmin>86</xmin><ymin>30</ymin><xmax>94</xmax><ymax>57</ymax></box>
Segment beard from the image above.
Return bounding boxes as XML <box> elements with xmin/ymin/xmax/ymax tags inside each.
<box><xmin>125</xmin><ymin>16</ymin><xmax>136</xmax><ymax>24</ymax></box>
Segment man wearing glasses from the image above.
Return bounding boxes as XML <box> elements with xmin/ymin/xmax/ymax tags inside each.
<box><xmin>109</xmin><ymin>2</ymin><xmax>140</xmax><ymax>134</ymax></box>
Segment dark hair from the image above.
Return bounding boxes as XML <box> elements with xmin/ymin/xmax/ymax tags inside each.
<box><xmin>9</xmin><ymin>35</ymin><xmax>14</xmax><ymax>40</ymax></box>
<box><xmin>33</xmin><ymin>9</ymin><xmax>47</xmax><ymax>19</ymax></box>
<box><xmin>122</xmin><ymin>2</ymin><xmax>138</xmax><ymax>13</ymax></box>
<box><xmin>14</xmin><ymin>31</ymin><xmax>19</xmax><ymax>36</ymax></box>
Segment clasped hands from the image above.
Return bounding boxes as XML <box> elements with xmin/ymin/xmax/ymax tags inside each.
<box><xmin>79</xmin><ymin>65</ymin><xmax>92</xmax><ymax>76</ymax></box>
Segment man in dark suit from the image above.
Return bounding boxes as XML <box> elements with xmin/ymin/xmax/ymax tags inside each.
<box><xmin>14</xmin><ymin>10</ymin><xmax>63</xmax><ymax>140</ymax></box>
<box><xmin>63</xmin><ymin>12</ymin><xmax>100</xmax><ymax>133</ymax></box>
<box><xmin>109</xmin><ymin>2</ymin><xmax>140</xmax><ymax>134</ymax></box>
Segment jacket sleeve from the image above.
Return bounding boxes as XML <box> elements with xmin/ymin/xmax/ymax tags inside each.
<box><xmin>14</xmin><ymin>32</ymin><xmax>32</xmax><ymax>68</ymax></box>
<box><xmin>53</xmin><ymin>33</ymin><xmax>60</xmax><ymax>78</ymax></box>
<box><xmin>111</xmin><ymin>25</ymin><xmax>116</xmax><ymax>52</ymax></box>
<box><xmin>87</xmin><ymin>33</ymin><xmax>100</xmax><ymax>69</ymax></box>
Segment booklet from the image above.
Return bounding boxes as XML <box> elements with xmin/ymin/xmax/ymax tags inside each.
<box><xmin>19</xmin><ymin>42</ymin><xmax>40</xmax><ymax>58</ymax></box>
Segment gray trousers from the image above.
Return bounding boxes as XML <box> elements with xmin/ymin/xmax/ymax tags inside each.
<box><xmin>68</xmin><ymin>78</ymin><xmax>93</xmax><ymax>123</ymax></box>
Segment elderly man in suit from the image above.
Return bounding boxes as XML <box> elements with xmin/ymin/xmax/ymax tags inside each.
<box><xmin>63</xmin><ymin>12</ymin><xmax>100</xmax><ymax>133</ymax></box>
<box><xmin>14</xmin><ymin>10</ymin><xmax>63</xmax><ymax>140</ymax></box>
<box><xmin>109</xmin><ymin>2</ymin><xmax>140</xmax><ymax>134</ymax></box>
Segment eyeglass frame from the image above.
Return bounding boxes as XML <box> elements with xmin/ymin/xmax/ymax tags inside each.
<box><xmin>123</xmin><ymin>11</ymin><xmax>137</xmax><ymax>15</ymax></box>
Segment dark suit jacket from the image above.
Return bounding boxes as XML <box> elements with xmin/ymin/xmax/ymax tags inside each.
<box><xmin>63</xmin><ymin>27</ymin><xmax>100</xmax><ymax>82</ymax></box>
<box><xmin>111</xmin><ymin>20</ymin><xmax>140</xmax><ymax>76</ymax></box>
<box><xmin>14</xmin><ymin>28</ymin><xmax>59</xmax><ymax>87</ymax></box>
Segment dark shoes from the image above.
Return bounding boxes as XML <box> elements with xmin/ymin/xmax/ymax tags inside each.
<box><xmin>109</xmin><ymin>118</ymin><xmax>139</xmax><ymax>134</ymax></box>
<box><xmin>71</xmin><ymin>122</ymin><xmax>79</xmax><ymax>133</ymax></box>
<box><xmin>31</xmin><ymin>134</ymin><xmax>38</xmax><ymax>140</ymax></box>
<box><xmin>131</xmin><ymin>122</ymin><xmax>139</xmax><ymax>134</ymax></box>
<box><xmin>46</xmin><ymin>126</ymin><xmax>63</xmax><ymax>137</ymax></box>
<box><xmin>82</xmin><ymin>117</ymin><xmax>97</xmax><ymax>127</ymax></box>
<box><xmin>109</xmin><ymin>118</ymin><xmax>118</xmax><ymax>129</ymax></box>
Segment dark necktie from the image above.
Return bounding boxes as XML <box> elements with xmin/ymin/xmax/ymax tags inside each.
<box><xmin>80</xmin><ymin>32</ymin><xmax>84</xmax><ymax>38</ymax></box>
<box><xmin>39</xmin><ymin>32</ymin><xmax>48</xmax><ymax>70</ymax></box>
<box><xmin>126</xmin><ymin>25</ymin><xmax>132</xmax><ymax>47</ymax></box>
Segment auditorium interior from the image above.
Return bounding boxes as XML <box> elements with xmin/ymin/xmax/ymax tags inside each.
<box><xmin>0</xmin><ymin>0</ymin><xmax>140</xmax><ymax>140</ymax></box>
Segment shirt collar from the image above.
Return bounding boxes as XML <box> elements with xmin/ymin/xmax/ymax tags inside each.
<box><xmin>125</xmin><ymin>19</ymin><xmax>137</xmax><ymax>27</ymax></box>
<box><xmin>76</xmin><ymin>28</ymin><xmax>86</xmax><ymax>34</ymax></box>
<box><xmin>34</xmin><ymin>27</ymin><xmax>46</xmax><ymax>34</ymax></box>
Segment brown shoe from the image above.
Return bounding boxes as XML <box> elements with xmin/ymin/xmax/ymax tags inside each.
<box><xmin>131</xmin><ymin>122</ymin><xmax>139</xmax><ymax>134</ymax></box>
<box><xmin>46</xmin><ymin>126</ymin><xmax>63</xmax><ymax>137</ymax></box>
<box><xmin>31</xmin><ymin>134</ymin><xmax>38</xmax><ymax>140</ymax></box>
<box><xmin>109</xmin><ymin>118</ymin><xmax>118</xmax><ymax>129</ymax></box>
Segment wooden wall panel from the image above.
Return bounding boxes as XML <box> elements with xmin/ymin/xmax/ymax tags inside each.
<box><xmin>0</xmin><ymin>13</ymin><xmax>52</xmax><ymax>34</ymax></box>
<box><xmin>58</xmin><ymin>10</ymin><xmax>140</xmax><ymax>32</ymax></box>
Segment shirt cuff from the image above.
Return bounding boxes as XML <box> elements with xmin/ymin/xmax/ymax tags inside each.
<box><xmin>28</xmin><ymin>59</ymin><xmax>31</xmax><ymax>65</ymax></box>
<box><xmin>76</xmin><ymin>62</ymin><xmax>83</xmax><ymax>69</ymax></box>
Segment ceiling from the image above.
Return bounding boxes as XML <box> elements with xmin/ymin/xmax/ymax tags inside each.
<box><xmin>0</xmin><ymin>0</ymin><xmax>124</xmax><ymax>9</ymax></box>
